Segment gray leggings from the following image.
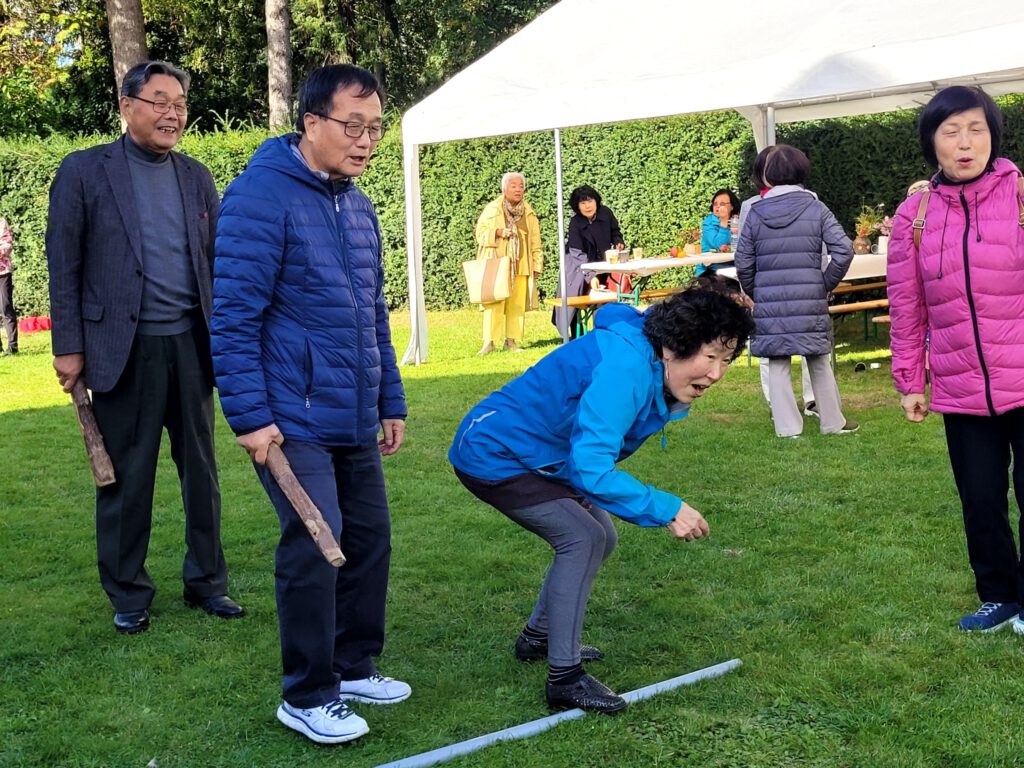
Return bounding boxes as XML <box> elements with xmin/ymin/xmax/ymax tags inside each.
<box><xmin>502</xmin><ymin>498</ymin><xmax>618</xmax><ymax>666</ymax></box>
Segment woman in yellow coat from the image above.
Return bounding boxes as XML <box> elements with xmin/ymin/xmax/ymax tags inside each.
<box><xmin>474</xmin><ymin>172</ymin><xmax>543</xmax><ymax>354</ymax></box>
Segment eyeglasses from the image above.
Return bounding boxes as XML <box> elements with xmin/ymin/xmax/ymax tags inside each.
<box><xmin>712</xmin><ymin>201</ymin><xmax>732</xmax><ymax>208</ymax></box>
<box><xmin>315</xmin><ymin>114</ymin><xmax>386</xmax><ymax>141</ymax></box>
<box><xmin>129</xmin><ymin>95</ymin><xmax>188</xmax><ymax>116</ymax></box>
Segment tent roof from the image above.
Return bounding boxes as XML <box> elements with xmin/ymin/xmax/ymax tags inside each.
<box><xmin>402</xmin><ymin>0</ymin><xmax>1024</xmax><ymax>147</ymax></box>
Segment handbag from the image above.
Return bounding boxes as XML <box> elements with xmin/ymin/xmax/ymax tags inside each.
<box><xmin>463</xmin><ymin>256</ymin><xmax>511</xmax><ymax>304</ymax></box>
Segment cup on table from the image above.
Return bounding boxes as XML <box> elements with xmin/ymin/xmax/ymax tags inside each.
<box><xmin>605</xmin><ymin>248</ymin><xmax>619</xmax><ymax>264</ymax></box>
<box><xmin>632</xmin><ymin>247</ymin><xmax>644</xmax><ymax>259</ymax></box>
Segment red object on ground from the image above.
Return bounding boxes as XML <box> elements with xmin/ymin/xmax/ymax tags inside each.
<box><xmin>18</xmin><ymin>316</ymin><xmax>51</xmax><ymax>333</ymax></box>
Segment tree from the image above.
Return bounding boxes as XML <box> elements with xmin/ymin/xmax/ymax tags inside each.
<box><xmin>286</xmin><ymin>0</ymin><xmax>556</xmax><ymax>111</ymax></box>
<box><xmin>1</xmin><ymin>0</ymin><xmax>560</xmax><ymax>136</ymax></box>
<box><xmin>0</xmin><ymin>0</ymin><xmax>115</xmax><ymax>134</ymax></box>
<box><xmin>265</xmin><ymin>0</ymin><xmax>291</xmax><ymax>130</ymax></box>
<box><xmin>103</xmin><ymin>0</ymin><xmax>147</xmax><ymax>93</ymax></box>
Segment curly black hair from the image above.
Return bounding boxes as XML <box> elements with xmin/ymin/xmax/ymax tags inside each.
<box><xmin>643</xmin><ymin>282</ymin><xmax>754</xmax><ymax>362</ymax></box>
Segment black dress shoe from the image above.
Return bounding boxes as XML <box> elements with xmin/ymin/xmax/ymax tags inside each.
<box><xmin>546</xmin><ymin>673</ymin><xmax>627</xmax><ymax>714</ymax></box>
<box><xmin>514</xmin><ymin>634</ymin><xmax>604</xmax><ymax>662</ymax></box>
<box><xmin>184</xmin><ymin>593</ymin><xmax>245</xmax><ymax>619</ymax></box>
<box><xmin>114</xmin><ymin>609</ymin><xmax>150</xmax><ymax>635</ymax></box>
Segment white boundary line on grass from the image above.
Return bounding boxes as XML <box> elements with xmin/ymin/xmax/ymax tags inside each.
<box><xmin>374</xmin><ymin>658</ymin><xmax>743</xmax><ymax>768</ymax></box>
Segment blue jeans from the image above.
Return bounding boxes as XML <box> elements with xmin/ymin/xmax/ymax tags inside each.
<box><xmin>256</xmin><ymin>440</ymin><xmax>392</xmax><ymax>708</ymax></box>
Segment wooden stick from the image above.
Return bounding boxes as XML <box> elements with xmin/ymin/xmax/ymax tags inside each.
<box><xmin>70</xmin><ymin>380</ymin><xmax>116</xmax><ymax>487</ymax></box>
<box><xmin>265</xmin><ymin>443</ymin><xmax>345</xmax><ymax>567</ymax></box>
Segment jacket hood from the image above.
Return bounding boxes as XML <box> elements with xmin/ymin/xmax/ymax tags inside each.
<box><xmin>593</xmin><ymin>303</ymin><xmax>689</xmax><ymax>420</ymax></box>
<box><xmin>247</xmin><ymin>134</ymin><xmax>353</xmax><ymax>193</ymax></box>
<box><xmin>593</xmin><ymin>302</ymin><xmax>650</xmax><ymax>355</ymax></box>
<box><xmin>752</xmin><ymin>189</ymin><xmax>818</xmax><ymax>229</ymax></box>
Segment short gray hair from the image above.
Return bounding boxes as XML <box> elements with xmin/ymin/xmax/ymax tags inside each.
<box><xmin>121</xmin><ymin>60</ymin><xmax>191</xmax><ymax>98</ymax></box>
<box><xmin>501</xmin><ymin>172</ymin><xmax>526</xmax><ymax>192</ymax></box>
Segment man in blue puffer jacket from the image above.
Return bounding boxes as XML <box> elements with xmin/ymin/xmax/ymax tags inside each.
<box><xmin>211</xmin><ymin>65</ymin><xmax>408</xmax><ymax>745</ymax></box>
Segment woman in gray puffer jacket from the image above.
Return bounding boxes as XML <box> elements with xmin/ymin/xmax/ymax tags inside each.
<box><xmin>735</xmin><ymin>144</ymin><xmax>858</xmax><ymax>438</ymax></box>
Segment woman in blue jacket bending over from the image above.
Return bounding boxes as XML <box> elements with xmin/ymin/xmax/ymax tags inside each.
<box><xmin>449</xmin><ymin>282</ymin><xmax>754</xmax><ymax>713</ymax></box>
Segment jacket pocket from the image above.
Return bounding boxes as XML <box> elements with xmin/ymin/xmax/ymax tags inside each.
<box><xmin>81</xmin><ymin>302</ymin><xmax>104</xmax><ymax>322</ymax></box>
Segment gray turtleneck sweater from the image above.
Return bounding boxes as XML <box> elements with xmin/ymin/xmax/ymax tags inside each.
<box><xmin>124</xmin><ymin>134</ymin><xmax>198</xmax><ymax>335</ymax></box>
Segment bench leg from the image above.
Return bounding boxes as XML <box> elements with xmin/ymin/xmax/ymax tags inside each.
<box><xmin>578</xmin><ymin>307</ymin><xmax>593</xmax><ymax>337</ymax></box>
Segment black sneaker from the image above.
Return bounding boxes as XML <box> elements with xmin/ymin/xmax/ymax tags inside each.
<box><xmin>545</xmin><ymin>673</ymin><xmax>626</xmax><ymax>714</ymax></box>
<box><xmin>514</xmin><ymin>634</ymin><xmax>604</xmax><ymax>662</ymax></box>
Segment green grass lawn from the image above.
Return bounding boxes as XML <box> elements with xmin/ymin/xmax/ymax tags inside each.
<box><xmin>2</xmin><ymin>309</ymin><xmax>1023</xmax><ymax>767</ymax></box>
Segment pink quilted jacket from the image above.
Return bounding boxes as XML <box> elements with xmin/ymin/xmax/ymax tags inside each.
<box><xmin>888</xmin><ymin>158</ymin><xmax>1024</xmax><ymax>416</ymax></box>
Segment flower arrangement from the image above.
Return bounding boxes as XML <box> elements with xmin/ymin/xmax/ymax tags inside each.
<box><xmin>854</xmin><ymin>204</ymin><xmax>886</xmax><ymax>238</ymax></box>
<box><xmin>677</xmin><ymin>227</ymin><xmax>701</xmax><ymax>248</ymax></box>
<box><xmin>878</xmin><ymin>215</ymin><xmax>894</xmax><ymax>237</ymax></box>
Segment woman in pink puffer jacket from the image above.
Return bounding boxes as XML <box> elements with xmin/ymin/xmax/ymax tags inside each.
<box><xmin>888</xmin><ymin>85</ymin><xmax>1024</xmax><ymax>635</ymax></box>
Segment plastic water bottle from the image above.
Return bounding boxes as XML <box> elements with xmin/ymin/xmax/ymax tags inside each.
<box><xmin>729</xmin><ymin>216</ymin><xmax>740</xmax><ymax>251</ymax></box>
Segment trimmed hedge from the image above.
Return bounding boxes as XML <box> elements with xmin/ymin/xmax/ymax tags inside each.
<box><xmin>3</xmin><ymin>96</ymin><xmax>1024</xmax><ymax>316</ymax></box>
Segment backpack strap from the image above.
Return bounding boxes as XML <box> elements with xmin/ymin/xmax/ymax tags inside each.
<box><xmin>1018</xmin><ymin>176</ymin><xmax>1024</xmax><ymax>227</ymax></box>
<box><xmin>912</xmin><ymin>189</ymin><xmax>930</xmax><ymax>251</ymax></box>
<box><xmin>913</xmin><ymin>176</ymin><xmax>1024</xmax><ymax>251</ymax></box>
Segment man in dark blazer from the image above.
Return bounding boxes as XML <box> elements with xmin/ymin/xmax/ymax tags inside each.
<box><xmin>46</xmin><ymin>60</ymin><xmax>243</xmax><ymax>635</ymax></box>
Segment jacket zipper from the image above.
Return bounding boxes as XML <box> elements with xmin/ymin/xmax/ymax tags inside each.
<box><xmin>334</xmin><ymin>190</ymin><xmax>366</xmax><ymax>431</ymax></box>
<box><xmin>304</xmin><ymin>336</ymin><xmax>313</xmax><ymax>409</ymax></box>
<box><xmin>958</xmin><ymin>188</ymin><xmax>995</xmax><ymax>416</ymax></box>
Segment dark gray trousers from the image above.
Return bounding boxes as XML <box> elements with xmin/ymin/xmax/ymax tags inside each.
<box><xmin>503</xmin><ymin>498</ymin><xmax>617</xmax><ymax>666</ymax></box>
<box><xmin>91</xmin><ymin>327</ymin><xmax>227</xmax><ymax>611</ymax></box>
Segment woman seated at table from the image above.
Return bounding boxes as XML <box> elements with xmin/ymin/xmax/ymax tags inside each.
<box><xmin>552</xmin><ymin>185</ymin><xmax>626</xmax><ymax>339</ymax></box>
<box><xmin>696</xmin><ymin>188</ymin><xmax>740</xmax><ymax>276</ymax></box>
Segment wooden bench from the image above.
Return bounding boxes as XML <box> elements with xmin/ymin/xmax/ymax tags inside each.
<box><xmin>832</xmin><ymin>280</ymin><xmax>887</xmax><ymax>296</ymax></box>
<box><xmin>638</xmin><ymin>287</ymin><xmax>682</xmax><ymax>302</ymax></box>
<box><xmin>828</xmin><ymin>298</ymin><xmax>889</xmax><ymax>316</ymax></box>
<box><xmin>828</xmin><ymin>298</ymin><xmax>890</xmax><ymax>366</ymax></box>
<box><xmin>545</xmin><ymin>294</ymin><xmax>618</xmax><ymax>337</ymax></box>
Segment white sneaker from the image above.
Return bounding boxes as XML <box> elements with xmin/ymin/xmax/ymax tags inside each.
<box><xmin>339</xmin><ymin>673</ymin><xmax>412</xmax><ymax>704</ymax></box>
<box><xmin>1014</xmin><ymin>615</ymin><xmax>1024</xmax><ymax>636</ymax></box>
<box><xmin>276</xmin><ymin>698</ymin><xmax>369</xmax><ymax>744</ymax></box>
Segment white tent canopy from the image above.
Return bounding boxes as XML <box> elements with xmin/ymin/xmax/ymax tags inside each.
<box><xmin>400</xmin><ymin>0</ymin><xmax>1024</xmax><ymax>364</ymax></box>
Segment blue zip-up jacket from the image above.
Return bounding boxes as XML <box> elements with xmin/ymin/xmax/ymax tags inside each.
<box><xmin>449</xmin><ymin>303</ymin><xmax>688</xmax><ymax>526</ymax></box>
<box><xmin>696</xmin><ymin>213</ymin><xmax>733</xmax><ymax>276</ymax></box>
<box><xmin>211</xmin><ymin>135</ymin><xmax>406</xmax><ymax>445</ymax></box>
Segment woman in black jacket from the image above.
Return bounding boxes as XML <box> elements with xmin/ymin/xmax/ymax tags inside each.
<box><xmin>552</xmin><ymin>186</ymin><xmax>625</xmax><ymax>339</ymax></box>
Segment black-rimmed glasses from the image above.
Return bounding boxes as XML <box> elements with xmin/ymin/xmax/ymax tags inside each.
<box><xmin>129</xmin><ymin>95</ymin><xmax>188</xmax><ymax>116</ymax></box>
<box><xmin>315</xmin><ymin>114</ymin><xmax>386</xmax><ymax>141</ymax></box>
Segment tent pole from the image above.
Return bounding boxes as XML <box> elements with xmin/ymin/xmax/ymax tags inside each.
<box><xmin>400</xmin><ymin>140</ymin><xmax>427</xmax><ymax>365</ymax></box>
<box><xmin>766</xmin><ymin>106</ymin><xmax>777</xmax><ymax>146</ymax></box>
<box><xmin>554</xmin><ymin>128</ymin><xmax>569</xmax><ymax>342</ymax></box>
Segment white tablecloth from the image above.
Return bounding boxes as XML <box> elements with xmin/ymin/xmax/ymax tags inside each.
<box><xmin>581</xmin><ymin>252</ymin><xmax>735</xmax><ymax>277</ymax></box>
<box><xmin>716</xmin><ymin>251</ymin><xmax>887</xmax><ymax>282</ymax></box>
